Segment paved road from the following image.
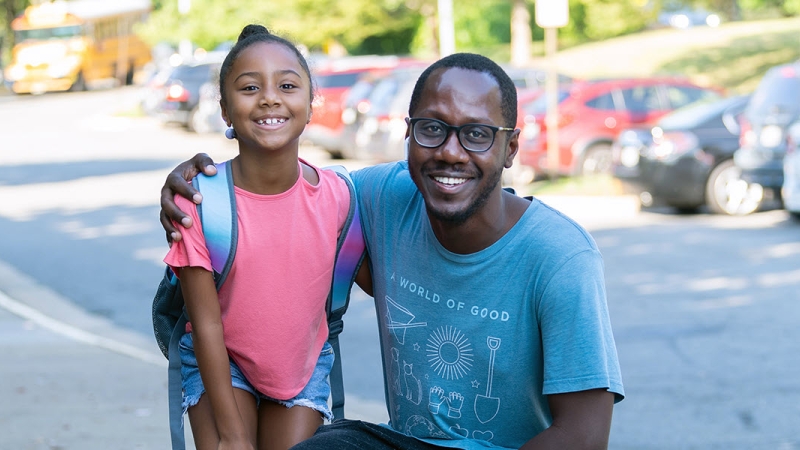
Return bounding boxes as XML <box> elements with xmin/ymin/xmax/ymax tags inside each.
<box><xmin>1</xmin><ymin>87</ymin><xmax>799</xmax><ymax>449</ymax></box>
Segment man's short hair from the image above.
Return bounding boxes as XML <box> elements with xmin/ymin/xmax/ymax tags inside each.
<box><xmin>409</xmin><ymin>53</ymin><xmax>518</xmax><ymax>128</ymax></box>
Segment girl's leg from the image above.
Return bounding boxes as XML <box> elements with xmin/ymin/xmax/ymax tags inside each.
<box><xmin>256</xmin><ymin>401</ymin><xmax>323</xmax><ymax>450</ymax></box>
<box><xmin>188</xmin><ymin>388</ymin><xmax>259</xmax><ymax>450</ymax></box>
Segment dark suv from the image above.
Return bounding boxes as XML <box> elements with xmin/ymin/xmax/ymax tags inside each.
<box><xmin>156</xmin><ymin>52</ymin><xmax>226</xmax><ymax>133</ymax></box>
<box><xmin>733</xmin><ymin>62</ymin><xmax>800</xmax><ymax>202</ymax></box>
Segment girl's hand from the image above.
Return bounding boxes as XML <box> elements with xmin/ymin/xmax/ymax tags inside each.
<box><xmin>159</xmin><ymin>153</ymin><xmax>217</xmax><ymax>243</ymax></box>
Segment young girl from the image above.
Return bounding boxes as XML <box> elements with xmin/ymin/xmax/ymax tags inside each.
<box><xmin>164</xmin><ymin>24</ymin><xmax>354</xmax><ymax>450</ymax></box>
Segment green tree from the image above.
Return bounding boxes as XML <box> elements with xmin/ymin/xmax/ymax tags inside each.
<box><xmin>137</xmin><ymin>0</ymin><xmax>421</xmax><ymax>55</ymax></box>
<box><xmin>1</xmin><ymin>0</ymin><xmax>29</xmax><ymax>64</ymax></box>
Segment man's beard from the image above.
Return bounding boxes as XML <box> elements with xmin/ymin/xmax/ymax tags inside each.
<box><xmin>422</xmin><ymin>165</ymin><xmax>504</xmax><ymax>225</ymax></box>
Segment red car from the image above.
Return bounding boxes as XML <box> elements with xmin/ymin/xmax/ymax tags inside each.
<box><xmin>516</xmin><ymin>77</ymin><xmax>724</xmax><ymax>178</ymax></box>
<box><xmin>304</xmin><ymin>56</ymin><xmax>425</xmax><ymax>158</ymax></box>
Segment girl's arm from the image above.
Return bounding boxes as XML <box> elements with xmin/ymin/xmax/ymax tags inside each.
<box><xmin>180</xmin><ymin>266</ymin><xmax>252</xmax><ymax>447</ymax></box>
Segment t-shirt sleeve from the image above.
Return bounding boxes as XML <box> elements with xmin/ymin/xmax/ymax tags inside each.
<box><xmin>539</xmin><ymin>248</ymin><xmax>625</xmax><ymax>401</ymax></box>
<box><xmin>163</xmin><ymin>194</ymin><xmax>213</xmax><ymax>276</ymax></box>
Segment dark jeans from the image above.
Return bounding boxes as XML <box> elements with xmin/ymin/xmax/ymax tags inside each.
<box><xmin>291</xmin><ymin>419</ymin><xmax>445</xmax><ymax>450</ymax></box>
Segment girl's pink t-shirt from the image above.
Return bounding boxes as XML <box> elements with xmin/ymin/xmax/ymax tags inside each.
<box><xmin>164</xmin><ymin>160</ymin><xmax>350</xmax><ymax>400</ymax></box>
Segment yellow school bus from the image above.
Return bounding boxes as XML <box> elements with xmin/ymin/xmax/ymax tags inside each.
<box><xmin>3</xmin><ymin>0</ymin><xmax>152</xmax><ymax>94</ymax></box>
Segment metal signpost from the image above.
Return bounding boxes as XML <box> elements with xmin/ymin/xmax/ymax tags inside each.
<box><xmin>535</xmin><ymin>0</ymin><xmax>569</xmax><ymax>179</ymax></box>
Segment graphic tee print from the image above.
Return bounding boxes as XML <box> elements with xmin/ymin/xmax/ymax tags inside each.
<box><xmin>352</xmin><ymin>162</ymin><xmax>624</xmax><ymax>449</ymax></box>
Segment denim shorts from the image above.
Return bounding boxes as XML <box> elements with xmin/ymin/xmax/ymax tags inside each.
<box><xmin>179</xmin><ymin>332</ymin><xmax>334</xmax><ymax>421</ymax></box>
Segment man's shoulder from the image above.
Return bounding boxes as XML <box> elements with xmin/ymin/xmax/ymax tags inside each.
<box><xmin>519</xmin><ymin>197</ymin><xmax>600</xmax><ymax>253</ymax></box>
<box><xmin>353</xmin><ymin>161</ymin><xmax>414</xmax><ymax>193</ymax></box>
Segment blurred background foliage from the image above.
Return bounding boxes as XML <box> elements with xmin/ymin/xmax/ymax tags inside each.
<box><xmin>1</xmin><ymin>0</ymin><xmax>799</xmax><ymax>65</ymax></box>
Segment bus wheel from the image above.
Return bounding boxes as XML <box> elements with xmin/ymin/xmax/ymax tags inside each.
<box><xmin>70</xmin><ymin>72</ymin><xmax>86</xmax><ymax>91</ymax></box>
<box><xmin>125</xmin><ymin>64</ymin><xmax>135</xmax><ymax>85</ymax></box>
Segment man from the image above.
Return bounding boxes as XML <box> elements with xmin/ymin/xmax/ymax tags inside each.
<box><xmin>160</xmin><ymin>53</ymin><xmax>624</xmax><ymax>449</ymax></box>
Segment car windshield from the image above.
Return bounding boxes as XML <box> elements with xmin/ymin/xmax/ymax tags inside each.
<box><xmin>747</xmin><ymin>69</ymin><xmax>800</xmax><ymax>116</ymax></box>
<box><xmin>343</xmin><ymin>80</ymin><xmax>375</xmax><ymax>107</ymax></box>
<box><xmin>170</xmin><ymin>64</ymin><xmax>214</xmax><ymax>82</ymax></box>
<box><xmin>658</xmin><ymin>95</ymin><xmax>748</xmax><ymax>129</ymax></box>
<box><xmin>523</xmin><ymin>91</ymin><xmax>570</xmax><ymax>115</ymax></box>
<box><xmin>316</xmin><ymin>72</ymin><xmax>360</xmax><ymax>89</ymax></box>
<box><xmin>15</xmin><ymin>25</ymin><xmax>82</xmax><ymax>41</ymax></box>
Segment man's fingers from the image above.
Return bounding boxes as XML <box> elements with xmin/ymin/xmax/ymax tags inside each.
<box><xmin>191</xmin><ymin>153</ymin><xmax>217</xmax><ymax>177</ymax></box>
<box><xmin>160</xmin><ymin>210</ymin><xmax>183</xmax><ymax>243</ymax></box>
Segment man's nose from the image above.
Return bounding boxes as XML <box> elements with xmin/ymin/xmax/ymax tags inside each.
<box><xmin>434</xmin><ymin>129</ymin><xmax>470</xmax><ymax>163</ymax></box>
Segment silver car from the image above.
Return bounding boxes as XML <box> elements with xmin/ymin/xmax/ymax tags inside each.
<box><xmin>783</xmin><ymin>122</ymin><xmax>800</xmax><ymax>220</ymax></box>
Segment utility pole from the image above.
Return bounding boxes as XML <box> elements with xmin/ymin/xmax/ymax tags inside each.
<box><xmin>178</xmin><ymin>0</ymin><xmax>192</xmax><ymax>61</ymax></box>
<box><xmin>437</xmin><ymin>0</ymin><xmax>455</xmax><ymax>57</ymax></box>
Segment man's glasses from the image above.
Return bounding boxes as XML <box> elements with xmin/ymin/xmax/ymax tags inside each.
<box><xmin>407</xmin><ymin>117</ymin><xmax>515</xmax><ymax>153</ymax></box>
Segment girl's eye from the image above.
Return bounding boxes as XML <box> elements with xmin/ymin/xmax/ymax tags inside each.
<box><xmin>242</xmin><ymin>85</ymin><xmax>258</xmax><ymax>91</ymax></box>
<box><xmin>280</xmin><ymin>83</ymin><xmax>297</xmax><ymax>90</ymax></box>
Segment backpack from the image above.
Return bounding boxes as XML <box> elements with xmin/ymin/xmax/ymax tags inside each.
<box><xmin>151</xmin><ymin>160</ymin><xmax>366</xmax><ymax>450</ymax></box>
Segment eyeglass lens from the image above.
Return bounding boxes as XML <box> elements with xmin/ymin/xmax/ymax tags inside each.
<box><xmin>413</xmin><ymin>119</ymin><xmax>495</xmax><ymax>152</ymax></box>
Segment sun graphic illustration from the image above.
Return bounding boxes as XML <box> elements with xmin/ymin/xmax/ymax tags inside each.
<box><xmin>426</xmin><ymin>326</ymin><xmax>474</xmax><ymax>380</ymax></box>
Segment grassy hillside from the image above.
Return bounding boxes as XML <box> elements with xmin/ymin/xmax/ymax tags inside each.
<box><xmin>532</xmin><ymin>17</ymin><xmax>800</xmax><ymax>94</ymax></box>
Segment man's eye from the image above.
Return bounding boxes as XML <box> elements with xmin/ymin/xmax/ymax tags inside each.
<box><xmin>467</xmin><ymin>129</ymin><xmax>489</xmax><ymax>139</ymax></box>
<box><xmin>423</xmin><ymin>125</ymin><xmax>443</xmax><ymax>134</ymax></box>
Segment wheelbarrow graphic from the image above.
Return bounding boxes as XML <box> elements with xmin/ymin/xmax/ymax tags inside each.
<box><xmin>474</xmin><ymin>336</ymin><xmax>501</xmax><ymax>424</ymax></box>
<box><xmin>385</xmin><ymin>296</ymin><xmax>427</xmax><ymax>345</ymax></box>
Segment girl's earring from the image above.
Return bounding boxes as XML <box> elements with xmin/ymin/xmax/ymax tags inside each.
<box><xmin>225</xmin><ymin>127</ymin><xmax>237</xmax><ymax>140</ymax></box>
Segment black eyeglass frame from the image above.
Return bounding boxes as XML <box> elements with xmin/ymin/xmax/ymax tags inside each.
<box><xmin>406</xmin><ymin>117</ymin><xmax>516</xmax><ymax>153</ymax></box>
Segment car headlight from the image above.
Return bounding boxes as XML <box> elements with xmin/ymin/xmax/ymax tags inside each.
<box><xmin>46</xmin><ymin>55</ymin><xmax>80</xmax><ymax>78</ymax></box>
<box><xmin>759</xmin><ymin>125</ymin><xmax>783</xmax><ymax>148</ymax></box>
<box><xmin>5</xmin><ymin>64</ymin><xmax>27</xmax><ymax>82</ymax></box>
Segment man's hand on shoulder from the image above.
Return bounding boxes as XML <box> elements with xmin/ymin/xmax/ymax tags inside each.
<box><xmin>160</xmin><ymin>153</ymin><xmax>217</xmax><ymax>244</ymax></box>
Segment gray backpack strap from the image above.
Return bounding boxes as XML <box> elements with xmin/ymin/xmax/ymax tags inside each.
<box><xmin>166</xmin><ymin>161</ymin><xmax>237</xmax><ymax>449</ymax></box>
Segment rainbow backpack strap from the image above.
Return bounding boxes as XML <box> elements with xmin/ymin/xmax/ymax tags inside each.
<box><xmin>324</xmin><ymin>165</ymin><xmax>366</xmax><ymax>421</ymax></box>
<box><xmin>164</xmin><ymin>160</ymin><xmax>236</xmax><ymax>450</ymax></box>
<box><xmin>195</xmin><ymin>160</ymin><xmax>238</xmax><ymax>286</ymax></box>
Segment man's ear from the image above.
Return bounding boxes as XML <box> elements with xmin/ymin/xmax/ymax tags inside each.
<box><xmin>504</xmin><ymin>129</ymin><xmax>521</xmax><ymax>169</ymax></box>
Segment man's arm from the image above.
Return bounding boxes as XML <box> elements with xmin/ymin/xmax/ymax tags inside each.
<box><xmin>520</xmin><ymin>389</ymin><xmax>615</xmax><ymax>450</ymax></box>
<box><xmin>159</xmin><ymin>153</ymin><xmax>218</xmax><ymax>242</ymax></box>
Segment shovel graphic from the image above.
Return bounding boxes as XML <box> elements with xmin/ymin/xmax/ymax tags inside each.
<box><xmin>474</xmin><ymin>336</ymin><xmax>501</xmax><ymax>424</ymax></box>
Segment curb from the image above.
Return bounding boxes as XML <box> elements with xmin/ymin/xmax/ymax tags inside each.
<box><xmin>0</xmin><ymin>258</ymin><xmax>165</xmax><ymax>366</ymax></box>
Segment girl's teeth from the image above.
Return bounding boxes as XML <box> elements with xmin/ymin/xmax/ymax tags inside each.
<box><xmin>258</xmin><ymin>118</ymin><xmax>285</xmax><ymax>125</ymax></box>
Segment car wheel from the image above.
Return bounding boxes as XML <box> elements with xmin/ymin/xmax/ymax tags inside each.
<box><xmin>581</xmin><ymin>143</ymin><xmax>613</xmax><ymax>176</ymax></box>
<box><xmin>188</xmin><ymin>107</ymin><xmax>212</xmax><ymax>134</ymax></box>
<box><xmin>705</xmin><ymin>159</ymin><xmax>764</xmax><ymax>215</ymax></box>
<box><xmin>70</xmin><ymin>72</ymin><xmax>86</xmax><ymax>92</ymax></box>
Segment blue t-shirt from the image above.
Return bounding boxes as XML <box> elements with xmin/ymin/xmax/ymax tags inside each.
<box><xmin>352</xmin><ymin>161</ymin><xmax>624</xmax><ymax>449</ymax></box>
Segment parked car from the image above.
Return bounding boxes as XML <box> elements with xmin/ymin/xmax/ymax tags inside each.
<box><xmin>303</xmin><ymin>56</ymin><xmax>423</xmax><ymax>158</ymax></box>
<box><xmin>155</xmin><ymin>51</ymin><xmax>226</xmax><ymax>133</ymax></box>
<box><xmin>349</xmin><ymin>67</ymin><xmax>425</xmax><ymax>162</ymax></box>
<box><xmin>783</xmin><ymin>122</ymin><xmax>800</xmax><ymax>220</ymax></box>
<box><xmin>517</xmin><ymin>77</ymin><xmax>724</xmax><ymax>178</ymax></box>
<box><xmin>612</xmin><ymin>94</ymin><xmax>764</xmax><ymax>215</ymax></box>
<box><xmin>733</xmin><ymin>62</ymin><xmax>800</xmax><ymax>205</ymax></box>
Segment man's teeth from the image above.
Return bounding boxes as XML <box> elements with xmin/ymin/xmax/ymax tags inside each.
<box><xmin>257</xmin><ymin>118</ymin><xmax>286</xmax><ymax>125</ymax></box>
<box><xmin>434</xmin><ymin>176</ymin><xmax>467</xmax><ymax>186</ymax></box>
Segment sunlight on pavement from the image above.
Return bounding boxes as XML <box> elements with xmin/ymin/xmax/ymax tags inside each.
<box><xmin>0</xmin><ymin>170</ymin><xmax>165</xmax><ymax>221</ymax></box>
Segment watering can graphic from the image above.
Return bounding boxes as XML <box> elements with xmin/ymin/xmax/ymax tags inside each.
<box><xmin>474</xmin><ymin>336</ymin><xmax>501</xmax><ymax>424</ymax></box>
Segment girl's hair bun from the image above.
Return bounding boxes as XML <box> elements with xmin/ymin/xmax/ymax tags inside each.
<box><xmin>237</xmin><ymin>24</ymin><xmax>270</xmax><ymax>43</ymax></box>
